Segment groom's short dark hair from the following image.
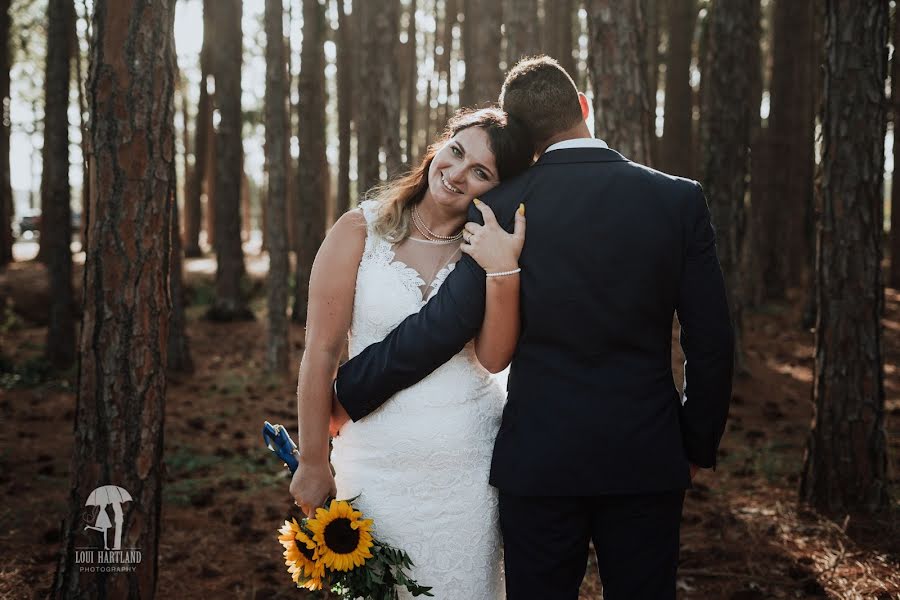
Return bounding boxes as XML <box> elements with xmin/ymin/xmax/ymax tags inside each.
<box><xmin>499</xmin><ymin>56</ymin><xmax>583</xmax><ymax>145</ymax></box>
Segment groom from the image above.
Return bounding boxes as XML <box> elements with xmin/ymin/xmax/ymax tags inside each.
<box><xmin>333</xmin><ymin>56</ymin><xmax>733</xmax><ymax>599</ymax></box>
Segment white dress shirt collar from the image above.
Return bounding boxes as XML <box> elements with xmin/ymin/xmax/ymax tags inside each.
<box><xmin>543</xmin><ymin>137</ymin><xmax>609</xmax><ymax>153</ymax></box>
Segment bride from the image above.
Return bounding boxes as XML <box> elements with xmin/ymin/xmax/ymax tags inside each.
<box><xmin>289</xmin><ymin>107</ymin><xmax>533</xmax><ymax>598</ymax></box>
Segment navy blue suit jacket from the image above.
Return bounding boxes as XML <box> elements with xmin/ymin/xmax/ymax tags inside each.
<box><xmin>335</xmin><ymin>147</ymin><xmax>734</xmax><ymax>496</ymax></box>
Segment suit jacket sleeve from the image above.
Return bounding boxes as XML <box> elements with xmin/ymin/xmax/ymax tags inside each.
<box><xmin>334</xmin><ymin>198</ymin><xmax>506</xmax><ymax>421</ymax></box>
<box><xmin>676</xmin><ymin>182</ymin><xmax>735</xmax><ymax>469</ymax></box>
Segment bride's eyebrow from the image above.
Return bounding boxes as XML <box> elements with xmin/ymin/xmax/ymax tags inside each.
<box><xmin>455</xmin><ymin>141</ymin><xmax>495</xmax><ymax>179</ymax></box>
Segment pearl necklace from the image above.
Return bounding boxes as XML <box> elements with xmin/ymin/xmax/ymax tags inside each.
<box><xmin>411</xmin><ymin>205</ymin><xmax>464</xmax><ymax>242</ymax></box>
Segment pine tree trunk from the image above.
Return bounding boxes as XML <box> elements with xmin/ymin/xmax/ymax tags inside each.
<box><xmin>438</xmin><ymin>0</ymin><xmax>457</xmax><ymax>127</ymax></box>
<box><xmin>335</xmin><ymin>0</ymin><xmax>352</xmax><ymax>214</ymax></box>
<box><xmin>207</xmin><ymin>0</ymin><xmax>251</xmax><ymax>321</ymax></box>
<box><xmin>51</xmin><ymin>1</ymin><xmax>176</xmax><ymax>596</ymax></box>
<box><xmin>265</xmin><ymin>0</ymin><xmax>291</xmax><ymax>373</ymax></box>
<box><xmin>586</xmin><ymin>0</ymin><xmax>653</xmax><ymax>164</ymax></box>
<box><xmin>545</xmin><ymin>0</ymin><xmax>575</xmax><ymax>77</ymax></box>
<box><xmin>293</xmin><ymin>0</ymin><xmax>329</xmax><ymax>323</ymax></box>
<box><xmin>167</xmin><ymin>161</ymin><xmax>193</xmax><ymax>373</ymax></box>
<box><xmin>699</xmin><ymin>0</ymin><xmax>760</xmax><ymax>371</ymax></box>
<box><xmin>404</xmin><ymin>0</ymin><xmax>418</xmax><ymax>165</ymax></box>
<box><xmin>461</xmin><ymin>0</ymin><xmax>502</xmax><ymax>106</ymax></box>
<box><xmin>184</xmin><ymin>0</ymin><xmax>212</xmax><ymax>258</ymax></box>
<box><xmin>0</xmin><ymin>0</ymin><xmax>12</xmax><ymax>267</ymax></box>
<box><xmin>799</xmin><ymin>0</ymin><xmax>890</xmax><ymax>515</ymax></box>
<box><xmin>891</xmin><ymin>0</ymin><xmax>900</xmax><ymax>289</ymax></box>
<box><xmin>506</xmin><ymin>0</ymin><xmax>540</xmax><ymax>65</ymax></box>
<box><xmin>661</xmin><ymin>0</ymin><xmax>695</xmax><ymax>176</ymax></box>
<box><xmin>643</xmin><ymin>0</ymin><xmax>660</xmax><ymax>167</ymax></box>
<box><xmin>758</xmin><ymin>0</ymin><xmax>816</xmax><ymax>301</ymax></box>
<box><xmin>42</xmin><ymin>0</ymin><xmax>75</xmax><ymax>369</ymax></box>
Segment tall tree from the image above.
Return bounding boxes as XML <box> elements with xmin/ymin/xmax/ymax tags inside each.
<box><xmin>757</xmin><ymin>0</ymin><xmax>816</xmax><ymax>301</ymax></box>
<box><xmin>437</xmin><ymin>0</ymin><xmax>458</xmax><ymax>127</ymax></box>
<box><xmin>293</xmin><ymin>0</ymin><xmax>330</xmax><ymax>322</ymax></box>
<box><xmin>335</xmin><ymin>0</ymin><xmax>353</xmax><ymax>214</ymax></box>
<box><xmin>699</xmin><ymin>0</ymin><xmax>760</xmax><ymax>370</ymax></box>
<box><xmin>167</xmin><ymin>159</ymin><xmax>193</xmax><ymax>373</ymax></box>
<box><xmin>358</xmin><ymin>0</ymin><xmax>402</xmax><ymax>192</ymax></box>
<box><xmin>460</xmin><ymin>0</ymin><xmax>502</xmax><ymax>106</ymax></box>
<box><xmin>891</xmin><ymin>2</ymin><xmax>900</xmax><ymax>289</ymax></box>
<box><xmin>42</xmin><ymin>0</ymin><xmax>75</xmax><ymax>368</ymax></box>
<box><xmin>506</xmin><ymin>0</ymin><xmax>540</xmax><ymax>65</ymax></box>
<box><xmin>661</xmin><ymin>0</ymin><xmax>695</xmax><ymax>176</ymax></box>
<box><xmin>404</xmin><ymin>0</ymin><xmax>418</xmax><ymax>165</ymax></box>
<box><xmin>167</xmin><ymin>62</ymin><xmax>192</xmax><ymax>374</ymax></box>
<box><xmin>265</xmin><ymin>0</ymin><xmax>291</xmax><ymax>373</ymax></box>
<box><xmin>51</xmin><ymin>0</ymin><xmax>176</xmax><ymax>596</ymax></box>
<box><xmin>0</xmin><ymin>0</ymin><xmax>11</xmax><ymax>267</ymax></box>
<box><xmin>586</xmin><ymin>0</ymin><xmax>653</xmax><ymax>164</ymax></box>
<box><xmin>183</xmin><ymin>0</ymin><xmax>212</xmax><ymax>258</ymax></box>
<box><xmin>643</xmin><ymin>0</ymin><xmax>660</xmax><ymax>167</ymax></box>
<box><xmin>800</xmin><ymin>0</ymin><xmax>890</xmax><ymax>515</ymax></box>
<box><xmin>544</xmin><ymin>0</ymin><xmax>576</xmax><ymax>76</ymax></box>
<box><xmin>207</xmin><ymin>0</ymin><xmax>252</xmax><ymax>321</ymax></box>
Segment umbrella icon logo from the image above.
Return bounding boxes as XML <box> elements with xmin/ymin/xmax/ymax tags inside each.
<box><xmin>83</xmin><ymin>485</ymin><xmax>132</xmax><ymax>551</ymax></box>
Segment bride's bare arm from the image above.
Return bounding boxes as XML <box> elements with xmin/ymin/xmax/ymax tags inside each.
<box><xmin>465</xmin><ymin>201</ymin><xmax>526</xmax><ymax>373</ymax></box>
<box><xmin>474</xmin><ymin>275</ymin><xmax>521</xmax><ymax>373</ymax></box>
<box><xmin>289</xmin><ymin>210</ymin><xmax>366</xmax><ymax>515</ymax></box>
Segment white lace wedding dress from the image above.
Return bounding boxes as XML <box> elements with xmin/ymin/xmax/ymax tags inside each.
<box><xmin>330</xmin><ymin>200</ymin><xmax>506</xmax><ymax>599</ymax></box>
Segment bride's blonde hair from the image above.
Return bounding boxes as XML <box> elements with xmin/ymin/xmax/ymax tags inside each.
<box><xmin>368</xmin><ymin>107</ymin><xmax>533</xmax><ymax>243</ymax></box>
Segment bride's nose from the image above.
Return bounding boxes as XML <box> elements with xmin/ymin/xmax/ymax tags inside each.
<box><xmin>446</xmin><ymin>164</ymin><xmax>466</xmax><ymax>186</ymax></box>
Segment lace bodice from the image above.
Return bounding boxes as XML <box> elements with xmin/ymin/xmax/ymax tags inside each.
<box><xmin>331</xmin><ymin>200</ymin><xmax>506</xmax><ymax>599</ymax></box>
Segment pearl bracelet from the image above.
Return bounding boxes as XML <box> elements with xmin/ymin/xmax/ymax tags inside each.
<box><xmin>485</xmin><ymin>268</ymin><xmax>522</xmax><ymax>278</ymax></box>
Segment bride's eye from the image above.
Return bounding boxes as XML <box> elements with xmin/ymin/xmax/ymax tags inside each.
<box><xmin>474</xmin><ymin>168</ymin><xmax>488</xmax><ymax>180</ymax></box>
<box><xmin>451</xmin><ymin>145</ymin><xmax>462</xmax><ymax>158</ymax></box>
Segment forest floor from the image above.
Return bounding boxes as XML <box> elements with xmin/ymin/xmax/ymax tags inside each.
<box><xmin>0</xmin><ymin>244</ymin><xmax>898</xmax><ymax>600</ymax></box>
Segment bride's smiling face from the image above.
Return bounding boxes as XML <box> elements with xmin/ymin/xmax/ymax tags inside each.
<box><xmin>426</xmin><ymin>127</ymin><xmax>500</xmax><ymax>211</ymax></box>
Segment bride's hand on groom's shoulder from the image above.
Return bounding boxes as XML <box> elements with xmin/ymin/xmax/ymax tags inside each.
<box><xmin>290</xmin><ymin>458</ymin><xmax>337</xmax><ymax>518</ymax></box>
<box><xmin>461</xmin><ymin>199</ymin><xmax>526</xmax><ymax>273</ymax></box>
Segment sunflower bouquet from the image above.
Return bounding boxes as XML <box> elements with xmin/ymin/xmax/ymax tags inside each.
<box><xmin>277</xmin><ymin>497</ymin><xmax>433</xmax><ymax>599</ymax></box>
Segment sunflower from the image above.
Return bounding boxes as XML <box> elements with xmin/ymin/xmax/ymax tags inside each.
<box><xmin>306</xmin><ymin>500</ymin><xmax>375</xmax><ymax>572</ymax></box>
<box><xmin>278</xmin><ymin>518</ymin><xmax>325</xmax><ymax>589</ymax></box>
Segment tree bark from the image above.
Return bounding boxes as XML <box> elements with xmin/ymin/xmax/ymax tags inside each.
<box><xmin>506</xmin><ymin>0</ymin><xmax>540</xmax><ymax>66</ymax></box>
<box><xmin>167</xmin><ymin>158</ymin><xmax>193</xmax><ymax>374</ymax></box>
<box><xmin>265</xmin><ymin>0</ymin><xmax>291</xmax><ymax>373</ymax></box>
<box><xmin>358</xmin><ymin>0</ymin><xmax>402</xmax><ymax>192</ymax></box>
<box><xmin>293</xmin><ymin>0</ymin><xmax>329</xmax><ymax>322</ymax></box>
<box><xmin>42</xmin><ymin>0</ymin><xmax>75</xmax><ymax>369</ymax></box>
<box><xmin>51</xmin><ymin>0</ymin><xmax>176</xmax><ymax>596</ymax></box>
<box><xmin>335</xmin><ymin>0</ymin><xmax>353</xmax><ymax>214</ymax></box>
<box><xmin>544</xmin><ymin>0</ymin><xmax>576</xmax><ymax>77</ymax></box>
<box><xmin>460</xmin><ymin>0</ymin><xmax>502</xmax><ymax>106</ymax></box>
<box><xmin>404</xmin><ymin>0</ymin><xmax>418</xmax><ymax>166</ymax></box>
<box><xmin>891</xmin><ymin>0</ymin><xmax>900</xmax><ymax>289</ymax></box>
<box><xmin>643</xmin><ymin>0</ymin><xmax>660</xmax><ymax>167</ymax></box>
<box><xmin>0</xmin><ymin>0</ymin><xmax>12</xmax><ymax>267</ymax></box>
<box><xmin>184</xmin><ymin>0</ymin><xmax>212</xmax><ymax>258</ymax></box>
<box><xmin>586</xmin><ymin>0</ymin><xmax>653</xmax><ymax>164</ymax></box>
<box><xmin>207</xmin><ymin>0</ymin><xmax>251</xmax><ymax>321</ymax></box>
<box><xmin>661</xmin><ymin>0</ymin><xmax>695</xmax><ymax>177</ymax></box>
<box><xmin>699</xmin><ymin>0</ymin><xmax>760</xmax><ymax>371</ymax></box>
<box><xmin>758</xmin><ymin>0</ymin><xmax>816</xmax><ymax>301</ymax></box>
<box><xmin>438</xmin><ymin>0</ymin><xmax>457</xmax><ymax>128</ymax></box>
<box><xmin>799</xmin><ymin>0</ymin><xmax>890</xmax><ymax>515</ymax></box>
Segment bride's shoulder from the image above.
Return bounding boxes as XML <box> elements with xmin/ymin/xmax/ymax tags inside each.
<box><xmin>329</xmin><ymin>209</ymin><xmax>368</xmax><ymax>246</ymax></box>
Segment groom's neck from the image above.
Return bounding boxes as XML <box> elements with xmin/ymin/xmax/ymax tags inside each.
<box><xmin>536</xmin><ymin>122</ymin><xmax>593</xmax><ymax>155</ymax></box>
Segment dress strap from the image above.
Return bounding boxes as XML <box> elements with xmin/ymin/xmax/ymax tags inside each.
<box><xmin>356</xmin><ymin>199</ymin><xmax>382</xmax><ymax>254</ymax></box>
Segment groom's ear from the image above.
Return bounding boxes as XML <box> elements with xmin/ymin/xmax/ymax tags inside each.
<box><xmin>578</xmin><ymin>92</ymin><xmax>590</xmax><ymax>121</ymax></box>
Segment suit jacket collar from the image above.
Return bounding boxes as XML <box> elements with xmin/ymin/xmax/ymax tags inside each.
<box><xmin>533</xmin><ymin>147</ymin><xmax>630</xmax><ymax>166</ymax></box>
